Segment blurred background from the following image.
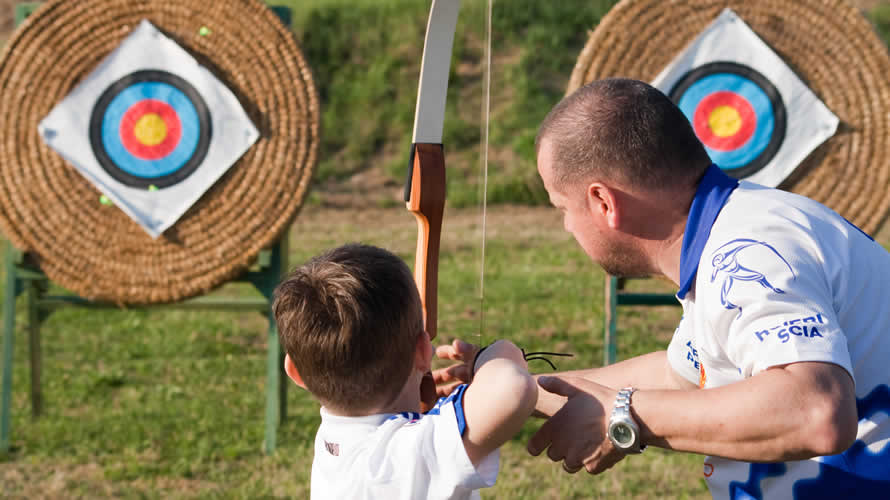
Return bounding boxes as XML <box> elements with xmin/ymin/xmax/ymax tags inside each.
<box><xmin>2</xmin><ymin>0</ymin><xmax>890</xmax><ymax>498</ymax></box>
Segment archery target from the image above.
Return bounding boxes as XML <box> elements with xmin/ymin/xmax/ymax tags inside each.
<box><xmin>89</xmin><ymin>70</ymin><xmax>212</xmax><ymax>188</ymax></box>
<box><xmin>39</xmin><ymin>20</ymin><xmax>259</xmax><ymax>238</ymax></box>
<box><xmin>652</xmin><ymin>9</ymin><xmax>837</xmax><ymax>187</ymax></box>
<box><xmin>669</xmin><ymin>62</ymin><xmax>786</xmax><ymax>180</ymax></box>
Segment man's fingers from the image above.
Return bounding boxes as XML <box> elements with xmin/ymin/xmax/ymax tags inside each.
<box><xmin>546</xmin><ymin>445</ymin><xmax>564</xmax><ymax>463</ymax></box>
<box><xmin>584</xmin><ymin>451</ymin><xmax>624</xmax><ymax>475</ymax></box>
<box><xmin>562</xmin><ymin>462</ymin><xmax>583</xmax><ymax>474</ymax></box>
<box><xmin>527</xmin><ymin>419</ymin><xmax>554</xmax><ymax>456</ymax></box>
<box><xmin>537</xmin><ymin>375</ymin><xmax>581</xmax><ymax>398</ymax></box>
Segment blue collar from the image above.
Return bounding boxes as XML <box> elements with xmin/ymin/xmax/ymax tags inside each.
<box><xmin>677</xmin><ymin>164</ymin><xmax>739</xmax><ymax>299</ymax></box>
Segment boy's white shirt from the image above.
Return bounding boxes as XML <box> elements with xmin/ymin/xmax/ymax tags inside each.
<box><xmin>667</xmin><ymin>180</ymin><xmax>890</xmax><ymax>499</ymax></box>
<box><xmin>310</xmin><ymin>384</ymin><xmax>499</xmax><ymax>500</ymax></box>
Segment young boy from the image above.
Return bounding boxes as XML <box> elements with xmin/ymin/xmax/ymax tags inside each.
<box><xmin>273</xmin><ymin>243</ymin><xmax>537</xmax><ymax>499</ymax></box>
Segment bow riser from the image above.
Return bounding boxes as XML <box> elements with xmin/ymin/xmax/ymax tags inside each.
<box><xmin>406</xmin><ymin>143</ymin><xmax>446</xmax><ymax>340</ymax></box>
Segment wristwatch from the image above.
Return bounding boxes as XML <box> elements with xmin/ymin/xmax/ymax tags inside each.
<box><xmin>608</xmin><ymin>387</ymin><xmax>645</xmax><ymax>454</ymax></box>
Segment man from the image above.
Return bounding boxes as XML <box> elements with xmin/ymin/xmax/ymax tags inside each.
<box><xmin>523</xmin><ymin>78</ymin><xmax>890</xmax><ymax>498</ymax></box>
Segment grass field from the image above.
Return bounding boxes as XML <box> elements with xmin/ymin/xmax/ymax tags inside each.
<box><xmin>3</xmin><ymin>0</ymin><xmax>890</xmax><ymax>498</ymax></box>
<box><xmin>1</xmin><ymin>204</ymin><xmax>710</xmax><ymax>499</ymax></box>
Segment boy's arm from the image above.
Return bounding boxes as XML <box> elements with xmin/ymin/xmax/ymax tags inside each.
<box><xmin>461</xmin><ymin>340</ymin><xmax>538</xmax><ymax>466</ymax></box>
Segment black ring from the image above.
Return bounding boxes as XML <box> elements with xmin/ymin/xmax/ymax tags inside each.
<box><xmin>88</xmin><ymin>69</ymin><xmax>212</xmax><ymax>189</ymax></box>
<box><xmin>668</xmin><ymin>61</ymin><xmax>787</xmax><ymax>180</ymax></box>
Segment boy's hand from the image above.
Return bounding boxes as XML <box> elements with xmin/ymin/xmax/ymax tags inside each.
<box><xmin>432</xmin><ymin>339</ymin><xmax>480</xmax><ymax>397</ymax></box>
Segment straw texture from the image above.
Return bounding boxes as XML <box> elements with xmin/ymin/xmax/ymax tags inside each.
<box><xmin>0</xmin><ymin>0</ymin><xmax>319</xmax><ymax>304</ymax></box>
<box><xmin>569</xmin><ymin>0</ymin><xmax>890</xmax><ymax>235</ymax></box>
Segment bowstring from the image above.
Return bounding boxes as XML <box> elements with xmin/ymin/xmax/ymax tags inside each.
<box><xmin>478</xmin><ymin>0</ymin><xmax>492</xmax><ymax>350</ymax></box>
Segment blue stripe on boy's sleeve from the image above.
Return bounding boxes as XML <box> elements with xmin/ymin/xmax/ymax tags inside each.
<box><xmin>424</xmin><ymin>384</ymin><xmax>469</xmax><ymax>435</ymax></box>
<box><xmin>451</xmin><ymin>384</ymin><xmax>469</xmax><ymax>436</ymax></box>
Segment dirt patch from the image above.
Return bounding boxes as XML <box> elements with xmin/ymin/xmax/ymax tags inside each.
<box><xmin>1</xmin><ymin>461</ymin><xmax>221</xmax><ymax>499</ymax></box>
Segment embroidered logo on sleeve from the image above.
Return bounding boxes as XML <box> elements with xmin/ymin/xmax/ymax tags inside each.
<box><xmin>710</xmin><ymin>239</ymin><xmax>795</xmax><ymax>317</ymax></box>
<box><xmin>685</xmin><ymin>340</ymin><xmax>701</xmax><ymax>371</ymax></box>
<box><xmin>752</xmin><ymin>313</ymin><xmax>826</xmax><ymax>344</ymax></box>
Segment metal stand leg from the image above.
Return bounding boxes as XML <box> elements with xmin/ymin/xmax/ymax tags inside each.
<box><xmin>256</xmin><ymin>234</ymin><xmax>288</xmax><ymax>454</ymax></box>
<box><xmin>27</xmin><ymin>282</ymin><xmax>43</xmax><ymax>417</ymax></box>
<box><xmin>603</xmin><ymin>275</ymin><xmax>618</xmax><ymax>366</ymax></box>
<box><xmin>2</xmin><ymin>246</ymin><xmax>22</xmax><ymax>453</ymax></box>
<box><xmin>264</xmin><ymin>315</ymin><xmax>280</xmax><ymax>454</ymax></box>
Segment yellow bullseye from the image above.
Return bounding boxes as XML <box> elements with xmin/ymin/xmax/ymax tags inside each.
<box><xmin>133</xmin><ymin>113</ymin><xmax>168</xmax><ymax>146</ymax></box>
<box><xmin>708</xmin><ymin>105</ymin><xmax>742</xmax><ymax>137</ymax></box>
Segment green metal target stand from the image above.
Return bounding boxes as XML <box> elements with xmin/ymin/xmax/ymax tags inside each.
<box><xmin>603</xmin><ymin>276</ymin><xmax>680</xmax><ymax>365</ymax></box>
<box><xmin>1</xmin><ymin>1</ymin><xmax>295</xmax><ymax>456</ymax></box>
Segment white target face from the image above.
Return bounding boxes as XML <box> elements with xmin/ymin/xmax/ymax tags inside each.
<box><xmin>38</xmin><ymin>20</ymin><xmax>259</xmax><ymax>238</ymax></box>
<box><xmin>652</xmin><ymin>9</ymin><xmax>838</xmax><ymax>187</ymax></box>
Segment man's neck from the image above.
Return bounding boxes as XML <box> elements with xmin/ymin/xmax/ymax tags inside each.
<box><xmin>651</xmin><ymin>218</ymin><xmax>687</xmax><ymax>286</ymax></box>
<box><xmin>638</xmin><ymin>185</ymin><xmax>695</xmax><ymax>286</ymax></box>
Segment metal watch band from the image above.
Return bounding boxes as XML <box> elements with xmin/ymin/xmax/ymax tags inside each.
<box><xmin>611</xmin><ymin>386</ymin><xmax>645</xmax><ymax>453</ymax></box>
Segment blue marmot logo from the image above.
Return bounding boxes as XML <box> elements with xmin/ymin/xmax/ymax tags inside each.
<box><xmin>710</xmin><ymin>239</ymin><xmax>795</xmax><ymax>318</ymax></box>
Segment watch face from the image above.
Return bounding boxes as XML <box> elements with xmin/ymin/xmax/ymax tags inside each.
<box><xmin>610</xmin><ymin>422</ymin><xmax>634</xmax><ymax>446</ymax></box>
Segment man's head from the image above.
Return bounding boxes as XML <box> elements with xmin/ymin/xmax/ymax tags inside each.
<box><xmin>536</xmin><ymin>78</ymin><xmax>711</xmax><ymax>277</ymax></box>
<box><xmin>273</xmin><ymin>243</ymin><xmax>427</xmax><ymax>415</ymax></box>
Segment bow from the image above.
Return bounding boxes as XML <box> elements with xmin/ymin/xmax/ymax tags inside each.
<box><xmin>405</xmin><ymin>0</ymin><xmax>461</xmax><ymax>412</ymax></box>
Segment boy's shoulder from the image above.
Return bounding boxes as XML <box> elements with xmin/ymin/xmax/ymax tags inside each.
<box><xmin>311</xmin><ymin>384</ymin><xmax>497</xmax><ymax>499</ymax></box>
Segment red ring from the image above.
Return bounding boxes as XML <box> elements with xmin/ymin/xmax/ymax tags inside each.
<box><xmin>119</xmin><ymin>99</ymin><xmax>182</xmax><ymax>160</ymax></box>
<box><xmin>693</xmin><ymin>91</ymin><xmax>756</xmax><ymax>151</ymax></box>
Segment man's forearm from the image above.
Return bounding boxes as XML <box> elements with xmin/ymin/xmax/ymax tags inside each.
<box><xmin>534</xmin><ymin>350</ymin><xmax>692</xmax><ymax>418</ymax></box>
<box><xmin>633</xmin><ymin>362</ymin><xmax>857</xmax><ymax>462</ymax></box>
<box><xmin>560</xmin><ymin>351</ymin><xmax>695</xmax><ymax>390</ymax></box>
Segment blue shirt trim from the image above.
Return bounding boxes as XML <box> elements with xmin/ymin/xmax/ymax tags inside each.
<box><xmin>424</xmin><ymin>384</ymin><xmax>469</xmax><ymax>436</ymax></box>
<box><xmin>677</xmin><ymin>164</ymin><xmax>739</xmax><ymax>299</ymax></box>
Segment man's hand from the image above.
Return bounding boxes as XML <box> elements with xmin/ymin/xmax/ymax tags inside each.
<box><xmin>527</xmin><ymin>376</ymin><xmax>626</xmax><ymax>475</ymax></box>
<box><xmin>432</xmin><ymin>339</ymin><xmax>481</xmax><ymax>398</ymax></box>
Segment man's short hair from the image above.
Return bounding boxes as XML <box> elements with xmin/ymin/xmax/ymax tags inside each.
<box><xmin>536</xmin><ymin>78</ymin><xmax>712</xmax><ymax>191</ymax></box>
<box><xmin>273</xmin><ymin>243</ymin><xmax>423</xmax><ymax>413</ymax></box>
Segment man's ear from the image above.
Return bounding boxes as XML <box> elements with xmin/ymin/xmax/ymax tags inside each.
<box><xmin>284</xmin><ymin>354</ymin><xmax>307</xmax><ymax>389</ymax></box>
<box><xmin>414</xmin><ymin>331</ymin><xmax>433</xmax><ymax>373</ymax></box>
<box><xmin>587</xmin><ymin>182</ymin><xmax>621</xmax><ymax>229</ymax></box>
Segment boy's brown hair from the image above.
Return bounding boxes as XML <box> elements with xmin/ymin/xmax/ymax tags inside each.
<box><xmin>273</xmin><ymin>243</ymin><xmax>423</xmax><ymax>414</ymax></box>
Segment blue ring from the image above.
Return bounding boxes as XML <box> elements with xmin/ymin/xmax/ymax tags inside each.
<box><xmin>101</xmin><ymin>82</ymin><xmax>200</xmax><ymax>179</ymax></box>
<box><xmin>677</xmin><ymin>73</ymin><xmax>774</xmax><ymax>170</ymax></box>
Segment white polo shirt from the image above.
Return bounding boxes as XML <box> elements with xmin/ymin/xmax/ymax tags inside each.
<box><xmin>310</xmin><ymin>384</ymin><xmax>499</xmax><ymax>500</ymax></box>
<box><xmin>667</xmin><ymin>165</ymin><xmax>890</xmax><ymax>499</ymax></box>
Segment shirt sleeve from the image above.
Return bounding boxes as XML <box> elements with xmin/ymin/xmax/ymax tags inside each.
<box><xmin>426</xmin><ymin>385</ymin><xmax>499</xmax><ymax>492</ymax></box>
<box><xmin>376</xmin><ymin>385</ymin><xmax>499</xmax><ymax>498</ymax></box>
<box><xmin>667</xmin><ymin>315</ymin><xmax>703</xmax><ymax>386</ymax></box>
<box><xmin>698</xmin><ymin>231</ymin><xmax>854</xmax><ymax>382</ymax></box>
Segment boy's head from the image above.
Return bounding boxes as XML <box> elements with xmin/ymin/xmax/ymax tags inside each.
<box><xmin>273</xmin><ymin>243</ymin><xmax>426</xmax><ymax>414</ymax></box>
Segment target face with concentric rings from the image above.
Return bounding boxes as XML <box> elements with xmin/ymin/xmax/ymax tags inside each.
<box><xmin>38</xmin><ymin>20</ymin><xmax>259</xmax><ymax>238</ymax></box>
<box><xmin>651</xmin><ymin>9</ymin><xmax>838</xmax><ymax>188</ymax></box>
<box><xmin>669</xmin><ymin>62</ymin><xmax>787</xmax><ymax>180</ymax></box>
<box><xmin>89</xmin><ymin>70</ymin><xmax>212</xmax><ymax>188</ymax></box>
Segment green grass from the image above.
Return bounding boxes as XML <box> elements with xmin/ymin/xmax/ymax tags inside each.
<box><xmin>1</xmin><ymin>206</ymin><xmax>707</xmax><ymax>498</ymax></box>
<box><xmin>3</xmin><ymin>1</ymin><xmax>890</xmax><ymax>498</ymax></box>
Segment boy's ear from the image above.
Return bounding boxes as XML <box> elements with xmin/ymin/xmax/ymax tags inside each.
<box><xmin>414</xmin><ymin>331</ymin><xmax>433</xmax><ymax>373</ymax></box>
<box><xmin>284</xmin><ymin>354</ymin><xmax>307</xmax><ymax>389</ymax></box>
